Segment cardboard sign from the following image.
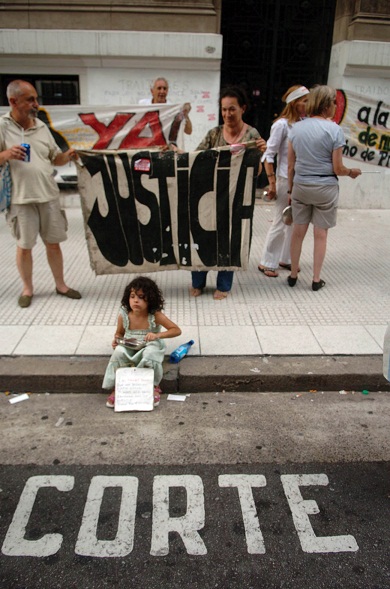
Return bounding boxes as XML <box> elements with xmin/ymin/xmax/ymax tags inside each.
<box><xmin>114</xmin><ymin>367</ymin><xmax>154</xmax><ymax>412</ymax></box>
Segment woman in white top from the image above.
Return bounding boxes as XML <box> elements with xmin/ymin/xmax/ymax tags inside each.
<box><xmin>258</xmin><ymin>85</ymin><xmax>309</xmax><ymax>277</ymax></box>
<box><xmin>288</xmin><ymin>85</ymin><xmax>361</xmax><ymax>291</ymax></box>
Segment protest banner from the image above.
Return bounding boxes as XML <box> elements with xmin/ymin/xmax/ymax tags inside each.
<box><xmin>77</xmin><ymin>144</ymin><xmax>260</xmax><ymax>275</ymax></box>
<box><xmin>0</xmin><ymin>103</ymin><xmax>187</xmax><ymax>151</ymax></box>
<box><xmin>1</xmin><ymin>91</ymin><xmax>388</xmax><ymax>165</ymax></box>
<box><xmin>334</xmin><ymin>90</ymin><xmax>389</xmax><ymax>168</ymax></box>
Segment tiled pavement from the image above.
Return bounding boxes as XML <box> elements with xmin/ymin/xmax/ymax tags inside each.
<box><xmin>0</xmin><ymin>195</ymin><xmax>389</xmax><ymax>358</ymax></box>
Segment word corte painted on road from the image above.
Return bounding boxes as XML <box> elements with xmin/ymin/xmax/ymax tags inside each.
<box><xmin>1</xmin><ymin>473</ymin><xmax>358</xmax><ymax>558</ymax></box>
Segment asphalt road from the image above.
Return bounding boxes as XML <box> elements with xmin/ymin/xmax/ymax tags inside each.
<box><xmin>0</xmin><ymin>390</ymin><xmax>389</xmax><ymax>589</ymax></box>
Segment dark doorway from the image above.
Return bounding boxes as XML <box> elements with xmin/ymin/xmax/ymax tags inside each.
<box><xmin>220</xmin><ymin>0</ymin><xmax>337</xmax><ymax>138</ymax></box>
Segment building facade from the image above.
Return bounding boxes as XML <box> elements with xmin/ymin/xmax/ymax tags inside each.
<box><xmin>328</xmin><ymin>0</ymin><xmax>390</xmax><ymax>207</ymax></box>
<box><xmin>0</xmin><ymin>0</ymin><xmax>389</xmax><ymax>206</ymax></box>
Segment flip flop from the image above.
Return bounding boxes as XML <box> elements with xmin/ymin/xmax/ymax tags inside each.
<box><xmin>258</xmin><ymin>265</ymin><xmax>279</xmax><ymax>278</ymax></box>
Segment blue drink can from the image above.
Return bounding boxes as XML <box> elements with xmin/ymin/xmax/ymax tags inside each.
<box><xmin>21</xmin><ymin>143</ymin><xmax>30</xmax><ymax>162</ymax></box>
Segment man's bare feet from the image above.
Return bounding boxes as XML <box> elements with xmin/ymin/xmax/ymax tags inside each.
<box><xmin>190</xmin><ymin>287</ymin><xmax>203</xmax><ymax>297</ymax></box>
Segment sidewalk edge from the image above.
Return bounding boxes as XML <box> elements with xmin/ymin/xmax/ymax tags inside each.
<box><xmin>0</xmin><ymin>355</ymin><xmax>388</xmax><ymax>394</ymax></box>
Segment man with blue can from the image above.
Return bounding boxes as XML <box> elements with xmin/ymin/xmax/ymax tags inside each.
<box><xmin>0</xmin><ymin>79</ymin><xmax>81</xmax><ymax>308</ymax></box>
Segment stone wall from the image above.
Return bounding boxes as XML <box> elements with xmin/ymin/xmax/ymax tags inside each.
<box><xmin>0</xmin><ymin>0</ymin><xmax>221</xmax><ymax>33</ymax></box>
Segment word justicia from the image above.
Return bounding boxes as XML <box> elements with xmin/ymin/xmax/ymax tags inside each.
<box><xmin>78</xmin><ymin>147</ymin><xmax>260</xmax><ymax>274</ymax></box>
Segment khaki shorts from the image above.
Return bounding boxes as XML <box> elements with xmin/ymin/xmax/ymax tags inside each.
<box><xmin>7</xmin><ymin>200</ymin><xmax>68</xmax><ymax>249</ymax></box>
<box><xmin>291</xmin><ymin>183</ymin><xmax>339</xmax><ymax>229</ymax></box>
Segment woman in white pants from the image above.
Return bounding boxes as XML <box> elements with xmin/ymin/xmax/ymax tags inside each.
<box><xmin>258</xmin><ymin>85</ymin><xmax>309</xmax><ymax>277</ymax></box>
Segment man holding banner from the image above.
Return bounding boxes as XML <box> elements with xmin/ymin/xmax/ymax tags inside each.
<box><xmin>139</xmin><ymin>76</ymin><xmax>192</xmax><ymax>139</ymax></box>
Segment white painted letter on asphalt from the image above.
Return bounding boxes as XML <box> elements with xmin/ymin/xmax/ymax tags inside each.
<box><xmin>281</xmin><ymin>474</ymin><xmax>359</xmax><ymax>553</ymax></box>
<box><xmin>150</xmin><ymin>475</ymin><xmax>207</xmax><ymax>556</ymax></box>
<box><xmin>75</xmin><ymin>475</ymin><xmax>138</xmax><ymax>557</ymax></box>
<box><xmin>219</xmin><ymin>474</ymin><xmax>267</xmax><ymax>554</ymax></box>
<box><xmin>1</xmin><ymin>475</ymin><xmax>74</xmax><ymax>557</ymax></box>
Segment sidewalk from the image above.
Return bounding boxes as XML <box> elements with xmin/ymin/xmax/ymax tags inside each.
<box><xmin>1</xmin><ymin>194</ymin><xmax>389</xmax><ymax>393</ymax></box>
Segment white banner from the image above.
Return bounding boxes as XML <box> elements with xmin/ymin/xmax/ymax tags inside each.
<box><xmin>334</xmin><ymin>89</ymin><xmax>389</xmax><ymax>168</ymax></box>
<box><xmin>0</xmin><ymin>103</ymin><xmax>187</xmax><ymax>151</ymax></box>
<box><xmin>1</xmin><ymin>90</ymin><xmax>388</xmax><ymax>167</ymax></box>
<box><xmin>77</xmin><ymin>145</ymin><xmax>260</xmax><ymax>275</ymax></box>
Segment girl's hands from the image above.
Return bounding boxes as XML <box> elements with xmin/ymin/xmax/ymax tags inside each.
<box><xmin>145</xmin><ymin>332</ymin><xmax>159</xmax><ymax>342</ymax></box>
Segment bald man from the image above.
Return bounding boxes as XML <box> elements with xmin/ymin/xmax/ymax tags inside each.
<box><xmin>0</xmin><ymin>80</ymin><xmax>81</xmax><ymax>308</ymax></box>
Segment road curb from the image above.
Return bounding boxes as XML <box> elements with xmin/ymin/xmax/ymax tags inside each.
<box><xmin>0</xmin><ymin>355</ymin><xmax>389</xmax><ymax>394</ymax></box>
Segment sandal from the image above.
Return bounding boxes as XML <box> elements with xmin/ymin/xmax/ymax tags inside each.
<box><xmin>190</xmin><ymin>287</ymin><xmax>203</xmax><ymax>297</ymax></box>
<box><xmin>154</xmin><ymin>386</ymin><xmax>162</xmax><ymax>407</ymax></box>
<box><xmin>213</xmin><ymin>289</ymin><xmax>229</xmax><ymax>300</ymax></box>
<box><xmin>279</xmin><ymin>263</ymin><xmax>301</xmax><ymax>272</ymax></box>
<box><xmin>106</xmin><ymin>390</ymin><xmax>115</xmax><ymax>408</ymax></box>
<box><xmin>258</xmin><ymin>265</ymin><xmax>279</xmax><ymax>278</ymax></box>
<box><xmin>312</xmin><ymin>279</ymin><xmax>326</xmax><ymax>291</ymax></box>
<box><xmin>287</xmin><ymin>275</ymin><xmax>298</xmax><ymax>287</ymax></box>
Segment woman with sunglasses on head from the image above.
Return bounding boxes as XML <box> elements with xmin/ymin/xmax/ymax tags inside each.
<box><xmin>287</xmin><ymin>85</ymin><xmax>361</xmax><ymax>291</ymax></box>
<box><xmin>258</xmin><ymin>85</ymin><xmax>309</xmax><ymax>278</ymax></box>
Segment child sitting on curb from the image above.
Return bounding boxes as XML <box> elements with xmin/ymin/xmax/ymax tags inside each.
<box><xmin>103</xmin><ymin>276</ymin><xmax>181</xmax><ymax>408</ymax></box>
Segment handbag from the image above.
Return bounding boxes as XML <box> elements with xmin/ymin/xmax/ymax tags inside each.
<box><xmin>0</xmin><ymin>162</ymin><xmax>12</xmax><ymax>212</ymax></box>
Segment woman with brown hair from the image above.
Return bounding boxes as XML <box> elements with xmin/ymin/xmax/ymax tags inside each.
<box><xmin>190</xmin><ymin>85</ymin><xmax>265</xmax><ymax>300</ymax></box>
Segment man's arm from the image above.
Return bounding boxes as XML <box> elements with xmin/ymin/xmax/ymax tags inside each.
<box><xmin>0</xmin><ymin>145</ymin><xmax>28</xmax><ymax>165</ymax></box>
<box><xmin>183</xmin><ymin>103</ymin><xmax>192</xmax><ymax>136</ymax></box>
<box><xmin>53</xmin><ymin>148</ymin><xmax>78</xmax><ymax>166</ymax></box>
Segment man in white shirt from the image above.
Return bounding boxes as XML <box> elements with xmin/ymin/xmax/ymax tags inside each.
<box><xmin>0</xmin><ymin>80</ymin><xmax>81</xmax><ymax>308</ymax></box>
<box><xmin>139</xmin><ymin>77</ymin><xmax>192</xmax><ymax>136</ymax></box>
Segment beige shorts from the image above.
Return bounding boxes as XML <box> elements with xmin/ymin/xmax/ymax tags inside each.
<box><xmin>291</xmin><ymin>183</ymin><xmax>339</xmax><ymax>229</ymax></box>
<box><xmin>7</xmin><ymin>200</ymin><xmax>68</xmax><ymax>249</ymax></box>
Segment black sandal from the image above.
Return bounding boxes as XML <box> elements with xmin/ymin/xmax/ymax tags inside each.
<box><xmin>312</xmin><ymin>279</ymin><xmax>326</xmax><ymax>291</ymax></box>
<box><xmin>287</xmin><ymin>275</ymin><xmax>297</xmax><ymax>287</ymax></box>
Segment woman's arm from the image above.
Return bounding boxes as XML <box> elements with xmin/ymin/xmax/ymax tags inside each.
<box><xmin>287</xmin><ymin>141</ymin><xmax>296</xmax><ymax>194</ymax></box>
<box><xmin>264</xmin><ymin>160</ymin><xmax>277</xmax><ymax>199</ymax></box>
<box><xmin>332</xmin><ymin>147</ymin><xmax>361</xmax><ymax>178</ymax></box>
<box><xmin>196</xmin><ymin>128</ymin><xmax>216</xmax><ymax>151</ymax></box>
<box><xmin>183</xmin><ymin>103</ymin><xmax>192</xmax><ymax>135</ymax></box>
<box><xmin>145</xmin><ymin>311</ymin><xmax>182</xmax><ymax>341</ymax></box>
